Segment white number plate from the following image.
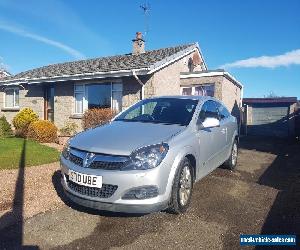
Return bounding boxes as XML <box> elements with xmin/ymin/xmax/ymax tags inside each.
<box><xmin>69</xmin><ymin>170</ymin><xmax>102</xmax><ymax>188</ymax></box>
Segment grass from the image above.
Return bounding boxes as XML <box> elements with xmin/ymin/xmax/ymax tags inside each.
<box><xmin>0</xmin><ymin>137</ymin><xmax>60</xmax><ymax>170</ymax></box>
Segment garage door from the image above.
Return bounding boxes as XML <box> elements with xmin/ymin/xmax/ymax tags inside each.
<box><xmin>248</xmin><ymin>105</ymin><xmax>289</xmax><ymax>137</ymax></box>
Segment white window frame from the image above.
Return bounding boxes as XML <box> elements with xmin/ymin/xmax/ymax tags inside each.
<box><xmin>74</xmin><ymin>84</ymin><xmax>86</xmax><ymax>114</ymax></box>
<box><xmin>74</xmin><ymin>81</ymin><xmax>123</xmax><ymax>114</ymax></box>
<box><xmin>180</xmin><ymin>84</ymin><xmax>215</xmax><ymax>97</ymax></box>
<box><xmin>4</xmin><ymin>87</ymin><xmax>20</xmax><ymax>108</ymax></box>
<box><xmin>111</xmin><ymin>83</ymin><xmax>123</xmax><ymax>113</ymax></box>
<box><xmin>181</xmin><ymin>87</ymin><xmax>194</xmax><ymax>95</ymax></box>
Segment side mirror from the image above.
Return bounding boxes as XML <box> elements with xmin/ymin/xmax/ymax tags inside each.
<box><xmin>197</xmin><ymin>117</ymin><xmax>220</xmax><ymax>129</ymax></box>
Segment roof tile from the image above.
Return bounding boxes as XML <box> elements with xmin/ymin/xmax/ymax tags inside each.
<box><xmin>3</xmin><ymin>44</ymin><xmax>194</xmax><ymax>82</ymax></box>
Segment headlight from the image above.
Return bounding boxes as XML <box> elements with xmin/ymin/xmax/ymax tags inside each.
<box><xmin>121</xmin><ymin>143</ymin><xmax>169</xmax><ymax>170</ymax></box>
<box><xmin>62</xmin><ymin>141</ymin><xmax>71</xmax><ymax>160</ymax></box>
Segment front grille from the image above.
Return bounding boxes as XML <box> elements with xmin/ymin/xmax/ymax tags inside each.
<box><xmin>68</xmin><ymin>149</ymin><xmax>126</xmax><ymax>170</ymax></box>
<box><xmin>89</xmin><ymin>161</ymin><xmax>124</xmax><ymax>170</ymax></box>
<box><xmin>69</xmin><ymin>153</ymin><xmax>83</xmax><ymax>167</ymax></box>
<box><xmin>66</xmin><ymin>178</ymin><xmax>118</xmax><ymax>198</ymax></box>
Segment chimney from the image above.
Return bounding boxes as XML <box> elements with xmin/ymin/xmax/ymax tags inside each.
<box><xmin>132</xmin><ymin>32</ymin><xmax>145</xmax><ymax>55</ymax></box>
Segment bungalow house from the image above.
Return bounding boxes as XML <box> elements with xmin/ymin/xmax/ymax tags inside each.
<box><xmin>0</xmin><ymin>32</ymin><xmax>242</xmax><ymax>131</ymax></box>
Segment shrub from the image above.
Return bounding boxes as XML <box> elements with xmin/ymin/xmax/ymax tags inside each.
<box><xmin>59</xmin><ymin>122</ymin><xmax>78</xmax><ymax>136</ymax></box>
<box><xmin>27</xmin><ymin>120</ymin><xmax>58</xmax><ymax>143</ymax></box>
<box><xmin>12</xmin><ymin>108</ymin><xmax>39</xmax><ymax>137</ymax></box>
<box><xmin>82</xmin><ymin>108</ymin><xmax>115</xmax><ymax>130</ymax></box>
<box><xmin>0</xmin><ymin>116</ymin><xmax>13</xmax><ymax>138</ymax></box>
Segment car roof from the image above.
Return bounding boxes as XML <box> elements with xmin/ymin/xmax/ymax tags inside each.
<box><xmin>148</xmin><ymin>95</ymin><xmax>217</xmax><ymax>102</ymax></box>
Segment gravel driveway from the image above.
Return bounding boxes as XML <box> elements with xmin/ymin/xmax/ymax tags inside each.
<box><xmin>0</xmin><ymin>136</ymin><xmax>299</xmax><ymax>249</ymax></box>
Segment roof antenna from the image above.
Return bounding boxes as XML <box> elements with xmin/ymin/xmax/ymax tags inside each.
<box><xmin>140</xmin><ymin>1</ymin><xmax>150</xmax><ymax>39</ymax></box>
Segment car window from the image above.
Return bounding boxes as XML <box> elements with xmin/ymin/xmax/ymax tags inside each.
<box><xmin>116</xmin><ymin>98</ymin><xmax>198</xmax><ymax>126</ymax></box>
<box><xmin>217</xmin><ymin>103</ymin><xmax>231</xmax><ymax>120</ymax></box>
<box><xmin>198</xmin><ymin>100</ymin><xmax>219</xmax><ymax>122</ymax></box>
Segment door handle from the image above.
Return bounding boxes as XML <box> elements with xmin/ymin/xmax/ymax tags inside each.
<box><xmin>221</xmin><ymin>128</ymin><xmax>227</xmax><ymax>134</ymax></box>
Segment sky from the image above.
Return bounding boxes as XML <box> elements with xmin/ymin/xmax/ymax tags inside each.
<box><xmin>0</xmin><ymin>0</ymin><xmax>299</xmax><ymax>98</ymax></box>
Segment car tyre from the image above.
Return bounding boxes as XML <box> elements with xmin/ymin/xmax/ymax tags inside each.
<box><xmin>167</xmin><ymin>158</ymin><xmax>194</xmax><ymax>214</ymax></box>
<box><xmin>224</xmin><ymin>139</ymin><xmax>238</xmax><ymax>170</ymax></box>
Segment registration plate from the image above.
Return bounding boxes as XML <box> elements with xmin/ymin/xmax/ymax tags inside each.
<box><xmin>69</xmin><ymin>170</ymin><xmax>102</xmax><ymax>188</ymax></box>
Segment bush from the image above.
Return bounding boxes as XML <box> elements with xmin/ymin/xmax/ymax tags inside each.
<box><xmin>0</xmin><ymin>116</ymin><xmax>13</xmax><ymax>138</ymax></box>
<box><xmin>12</xmin><ymin>108</ymin><xmax>39</xmax><ymax>137</ymax></box>
<box><xmin>27</xmin><ymin>120</ymin><xmax>58</xmax><ymax>143</ymax></box>
<box><xmin>82</xmin><ymin>108</ymin><xmax>115</xmax><ymax>130</ymax></box>
<box><xmin>59</xmin><ymin>122</ymin><xmax>78</xmax><ymax>136</ymax></box>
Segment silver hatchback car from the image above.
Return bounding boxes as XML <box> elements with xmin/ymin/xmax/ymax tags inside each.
<box><xmin>60</xmin><ymin>96</ymin><xmax>238</xmax><ymax>214</ymax></box>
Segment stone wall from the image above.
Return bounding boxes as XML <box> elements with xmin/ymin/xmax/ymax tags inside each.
<box><xmin>0</xmin><ymin>84</ymin><xmax>44</xmax><ymax>124</ymax></box>
<box><xmin>180</xmin><ymin>75</ymin><xmax>223</xmax><ymax>100</ymax></box>
<box><xmin>54</xmin><ymin>81</ymin><xmax>82</xmax><ymax>131</ymax></box>
<box><xmin>122</xmin><ymin>76</ymin><xmax>143</xmax><ymax>109</ymax></box>
<box><xmin>180</xmin><ymin>74</ymin><xmax>242</xmax><ymax>118</ymax></box>
<box><xmin>221</xmin><ymin>76</ymin><xmax>242</xmax><ymax>118</ymax></box>
<box><xmin>152</xmin><ymin>51</ymin><xmax>203</xmax><ymax>96</ymax></box>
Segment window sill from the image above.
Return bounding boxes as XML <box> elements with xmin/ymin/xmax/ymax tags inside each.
<box><xmin>1</xmin><ymin>107</ymin><xmax>20</xmax><ymax>112</ymax></box>
<box><xmin>70</xmin><ymin>114</ymin><xmax>83</xmax><ymax>119</ymax></box>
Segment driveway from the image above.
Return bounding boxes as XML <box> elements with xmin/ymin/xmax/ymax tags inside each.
<box><xmin>0</xmin><ymin>136</ymin><xmax>299</xmax><ymax>249</ymax></box>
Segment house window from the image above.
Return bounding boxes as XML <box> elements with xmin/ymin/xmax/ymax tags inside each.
<box><xmin>194</xmin><ymin>84</ymin><xmax>215</xmax><ymax>97</ymax></box>
<box><xmin>182</xmin><ymin>87</ymin><xmax>192</xmax><ymax>95</ymax></box>
<box><xmin>74</xmin><ymin>84</ymin><xmax>84</xmax><ymax>114</ymax></box>
<box><xmin>5</xmin><ymin>87</ymin><xmax>19</xmax><ymax>108</ymax></box>
<box><xmin>74</xmin><ymin>82</ymin><xmax>123</xmax><ymax>114</ymax></box>
<box><xmin>87</xmin><ymin>83</ymin><xmax>111</xmax><ymax>109</ymax></box>
<box><xmin>112</xmin><ymin>83</ymin><xmax>123</xmax><ymax>113</ymax></box>
<box><xmin>181</xmin><ymin>84</ymin><xmax>215</xmax><ymax>97</ymax></box>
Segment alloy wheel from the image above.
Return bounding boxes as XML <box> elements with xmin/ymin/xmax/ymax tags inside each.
<box><xmin>179</xmin><ymin>165</ymin><xmax>192</xmax><ymax>206</ymax></box>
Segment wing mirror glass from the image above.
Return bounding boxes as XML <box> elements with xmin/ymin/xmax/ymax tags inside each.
<box><xmin>197</xmin><ymin>117</ymin><xmax>220</xmax><ymax>129</ymax></box>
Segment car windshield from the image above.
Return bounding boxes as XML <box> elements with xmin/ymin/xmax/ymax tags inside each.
<box><xmin>115</xmin><ymin>98</ymin><xmax>198</xmax><ymax>126</ymax></box>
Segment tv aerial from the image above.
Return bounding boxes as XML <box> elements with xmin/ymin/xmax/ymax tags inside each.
<box><xmin>140</xmin><ymin>1</ymin><xmax>151</xmax><ymax>38</ymax></box>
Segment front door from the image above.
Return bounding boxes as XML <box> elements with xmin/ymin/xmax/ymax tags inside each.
<box><xmin>44</xmin><ymin>86</ymin><xmax>54</xmax><ymax>122</ymax></box>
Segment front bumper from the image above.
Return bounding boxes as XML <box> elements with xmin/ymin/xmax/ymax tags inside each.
<box><xmin>64</xmin><ymin>188</ymin><xmax>168</xmax><ymax>213</ymax></box>
<box><xmin>60</xmin><ymin>156</ymin><xmax>171</xmax><ymax>213</ymax></box>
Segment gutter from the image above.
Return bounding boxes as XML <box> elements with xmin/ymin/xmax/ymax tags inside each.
<box><xmin>0</xmin><ymin>68</ymin><xmax>149</xmax><ymax>85</ymax></box>
<box><xmin>132</xmin><ymin>69</ymin><xmax>145</xmax><ymax>100</ymax></box>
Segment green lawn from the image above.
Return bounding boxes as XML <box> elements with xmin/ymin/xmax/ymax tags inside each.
<box><xmin>0</xmin><ymin>137</ymin><xmax>60</xmax><ymax>170</ymax></box>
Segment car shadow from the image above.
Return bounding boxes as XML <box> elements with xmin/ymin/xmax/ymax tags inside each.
<box><xmin>52</xmin><ymin>170</ymin><xmax>146</xmax><ymax>218</ymax></box>
<box><xmin>239</xmin><ymin>136</ymin><xmax>300</xmax><ymax>249</ymax></box>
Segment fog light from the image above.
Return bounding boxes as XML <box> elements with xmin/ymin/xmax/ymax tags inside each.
<box><xmin>122</xmin><ymin>186</ymin><xmax>159</xmax><ymax>200</ymax></box>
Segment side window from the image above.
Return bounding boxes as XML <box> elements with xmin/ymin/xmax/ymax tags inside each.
<box><xmin>198</xmin><ymin>100</ymin><xmax>218</xmax><ymax>123</ymax></box>
<box><xmin>217</xmin><ymin>103</ymin><xmax>231</xmax><ymax>120</ymax></box>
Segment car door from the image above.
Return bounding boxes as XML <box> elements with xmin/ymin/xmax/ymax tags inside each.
<box><xmin>216</xmin><ymin>102</ymin><xmax>231</xmax><ymax>164</ymax></box>
<box><xmin>196</xmin><ymin>100</ymin><xmax>223</xmax><ymax>177</ymax></box>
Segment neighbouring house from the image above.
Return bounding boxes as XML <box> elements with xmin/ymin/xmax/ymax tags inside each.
<box><xmin>0</xmin><ymin>32</ymin><xmax>243</xmax><ymax>131</ymax></box>
<box><xmin>0</xmin><ymin>70</ymin><xmax>11</xmax><ymax>79</ymax></box>
<box><xmin>296</xmin><ymin>101</ymin><xmax>300</xmax><ymax>138</ymax></box>
<box><xmin>242</xmin><ymin>97</ymin><xmax>298</xmax><ymax>138</ymax></box>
